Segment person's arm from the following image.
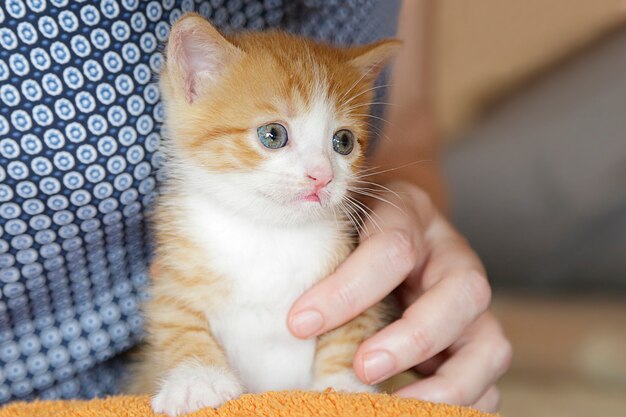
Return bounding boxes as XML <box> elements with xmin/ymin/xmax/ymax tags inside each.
<box><xmin>371</xmin><ymin>0</ymin><xmax>447</xmax><ymax>212</ymax></box>
<box><xmin>288</xmin><ymin>1</ymin><xmax>512</xmax><ymax>412</ymax></box>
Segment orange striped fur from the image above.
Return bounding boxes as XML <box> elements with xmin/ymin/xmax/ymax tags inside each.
<box><xmin>128</xmin><ymin>13</ymin><xmax>400</xmax><ymax>416</ymax></box>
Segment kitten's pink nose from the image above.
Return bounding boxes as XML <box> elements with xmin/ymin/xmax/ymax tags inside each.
<box><xmin>307</xmin><ymin>169</ymin><xmax>333</xmax><ymax>189</ymax></box>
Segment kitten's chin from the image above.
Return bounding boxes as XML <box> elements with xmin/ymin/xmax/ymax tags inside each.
<box><xmin>255</xmin><ymin>195</ymin><xmax>338</xmax><ymax>226</ymax></box>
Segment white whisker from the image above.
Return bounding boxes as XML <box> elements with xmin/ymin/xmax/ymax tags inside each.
<box><xmin>348</xmin><ymin>188</ymin><xmax>406</xmax><ymax>216</ymax></box>
<box><xmin>352</xmin><ymin>113</ymin><xmax>394</xmax><ymax>127</ymax></box>
<box><xmin>343</xmin><ymin>101</ymin><xmax>401</xmax><ymax>113</ymax></box>
<box><xmin>345</xmin><ymin>195</ymin><xmax>383</xmax><ymax>235</ymax></box>
<box><xmin>341</xmin><ymin>83</ymin><xmax>394</xmax><ymax>108</ymax></box>
<box><xmin>337</xmin><ymin>62</ymin><xmax>380</xmax><ymax>107</ymax></box>
<box><xmin>354</xmin><ymin>160</ymin><xmax>432</xmax><ymax>179</ymax></box>
<box><xmin>351</xmin><ymin>180</ymin><xmax>404</xmax><ymax>201</ymax></box>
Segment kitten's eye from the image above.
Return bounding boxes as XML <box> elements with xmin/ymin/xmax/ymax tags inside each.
<box><xmin>332</xmin><ymin>129</ymin><xmax>355</xmax><ymax>155</ymax></box>
<box><xmin>257</xmin><ymin>123</ymin><xmax>288</xmax><ymax>149</ymax></box>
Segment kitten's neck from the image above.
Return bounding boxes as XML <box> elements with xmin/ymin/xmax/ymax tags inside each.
<box><xmin>169</xmin><ymin>190</ymin><xmax>353</xmax><ymax>282</ymax></box>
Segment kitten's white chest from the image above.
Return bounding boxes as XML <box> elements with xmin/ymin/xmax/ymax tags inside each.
<box><xmin>184</xmin><ymin>196</ymin><xmax>345</xmax><ymax>392</ymax></box>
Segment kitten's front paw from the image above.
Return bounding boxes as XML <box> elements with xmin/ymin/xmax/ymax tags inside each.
<box><xmin>313</xmin><ymin>371</ymin><xmax>378</xmax><ymax>393</ymax></box>
<box><xmin>152</xmin><ymin>362</ymin><xmax>243</xmax><ymax>416</ymax></box>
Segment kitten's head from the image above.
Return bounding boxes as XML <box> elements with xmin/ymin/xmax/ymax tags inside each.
<box><xmin>161</xmin><ymin>13</ymin><xmax>400</xmax><ymax>225</ymax></box>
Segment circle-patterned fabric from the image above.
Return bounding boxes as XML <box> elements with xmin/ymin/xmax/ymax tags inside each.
<box><xmin>0</xmin><ymin>0</ymin><xmax>400</xmax><ymax>403</ymax></box>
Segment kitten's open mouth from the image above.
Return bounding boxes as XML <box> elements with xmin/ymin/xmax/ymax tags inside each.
<box><xmin>302</xmin><ymin>193</ymin><xmax>321</xmax><ymax>203</ymax></box>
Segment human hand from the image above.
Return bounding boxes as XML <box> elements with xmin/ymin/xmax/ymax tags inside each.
<box><xmin>287</xmin><ymin>180</ymin><xmax>512</xmax><ymax>412</ymax></box>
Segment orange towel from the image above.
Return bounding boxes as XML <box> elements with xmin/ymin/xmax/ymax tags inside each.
<box><xmin>0</xmin><ymin>391</ymin><xmax>495</xmax><ymax>417</ymax></box>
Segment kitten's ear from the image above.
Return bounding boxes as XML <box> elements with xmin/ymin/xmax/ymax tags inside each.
<box><xmin>166</xmin><ymin>13</ymin><xmax>242</xmax><ymax>103</ymax></box>
<box><xmin>348</xmin><ymin>39</ymin><xmax>402</xmax><ymax>80</ymax></box>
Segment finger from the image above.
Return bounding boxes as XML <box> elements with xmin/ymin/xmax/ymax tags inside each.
<box><xmin>412</xmin><ymin>351</ymin><xmax>448</xmax><ymax>376</ymax></box>
<box><xmin>394</xmin><ymin>313</ymin><xmax>512</xmax><ymax>407</ymax></box>
<box><xmin>356</xmin><ymin>190</ymin><xmax>420</xmax><ymax>242</ymax></box>
<box><xmin>359</xmin><ymin>181</ymin><xmax>436</xmax><ymax>236</ymax></box>
<box><xmin>288</xmin><ymin>228</ymin><xmax>423</xmax><ymax>339</ymax></box>
<box><xmin>353</xmin><ymin>268</ymin><xmax>491</xmax><ymax>385</ymax></box>
<box><xmin>396</xmin><ymin>216</ymin><xmax>485</xmax><ymax>307</ymax></box>
<box><xmin>472</xmin><ymin>386</ymin><xmax>501</xmax><ymax>413</ymax></box>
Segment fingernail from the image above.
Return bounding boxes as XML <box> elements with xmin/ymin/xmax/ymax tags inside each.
<box><xmin>363</xmin><ymin>350</ymin><xmax>396</xmax><ymax>384</ymax></box>
<box><xmin>290</xmin><ymin>310</ymin><xmax>324</xmax><ymax>338</ymax></box>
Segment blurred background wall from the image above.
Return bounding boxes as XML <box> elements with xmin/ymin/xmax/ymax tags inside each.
<box><xmin>425</xmin><ymin>2</ymin><xmax>626</xmax><ymax>416</ymax></box>
<box><xmin>432</xmin><ymin>0</ymin><xmax>626</xmax><ymax>139</ymax></box>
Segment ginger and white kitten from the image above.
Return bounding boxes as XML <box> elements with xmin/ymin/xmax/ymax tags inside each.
<box><xmin>128</xmin><ymin>13</ymin><xmax>400</xmax><ymax>417</ymax></box>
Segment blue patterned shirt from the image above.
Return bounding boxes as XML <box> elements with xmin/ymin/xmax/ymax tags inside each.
<box><xmin>0</xmin><ymin>0</ymin><xmax>400</xmax><ymax>402</ymax></box>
